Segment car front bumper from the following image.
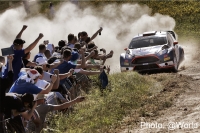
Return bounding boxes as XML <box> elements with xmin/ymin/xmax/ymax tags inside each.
<box><xmin>121</xmin><ymin>61</ymin><xmax>174</xmax><ymax>72</ymax></box>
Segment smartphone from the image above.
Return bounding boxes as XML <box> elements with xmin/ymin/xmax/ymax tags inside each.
<box><xmin>1</xmin><ymin>47</ymin><xmax>14</xmax><ymax>56</ymax></box>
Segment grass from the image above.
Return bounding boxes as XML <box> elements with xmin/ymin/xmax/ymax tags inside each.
<box><xmin>42</xmin><ymin>72</ymin><xmax>156</xmax><ymax>133</ymax></box>
<box><xmin>41</xmin><ymin>72</ymin><xmax>190</xmax><ymax>133</ymax></box>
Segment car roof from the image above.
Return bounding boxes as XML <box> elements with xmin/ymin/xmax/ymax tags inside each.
<box><xmin>132</xmin><ymin>31</ymin><xmax>168</xmax><ymax>40</ymax></box>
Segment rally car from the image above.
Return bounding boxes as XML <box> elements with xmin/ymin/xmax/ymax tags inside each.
<box><xmin>120</xmin><ymin>31</ymin><xmax>184</xmax><ymax>72</ymax></box>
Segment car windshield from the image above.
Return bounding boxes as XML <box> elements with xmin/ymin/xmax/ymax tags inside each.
<box><xmin>129</xmin><ymin>37</ymin><xmax>167</xmax><ymax>49</ymax></box>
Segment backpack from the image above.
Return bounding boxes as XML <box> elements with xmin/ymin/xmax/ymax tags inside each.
<box><xmin>99</xmin><ymin>70</ymin><xmax>108</xmax><ymax>89</ymax></box>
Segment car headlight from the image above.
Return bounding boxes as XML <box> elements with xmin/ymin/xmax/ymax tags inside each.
<box><xmin>125</xmin><ymin>54</ymin><xmax>132</xmax><ymax>59</ymax></box>
<box><xmin>157</xmin><ymin>49</ymin><xmax>168</xmax><ymax>56</ymax></box>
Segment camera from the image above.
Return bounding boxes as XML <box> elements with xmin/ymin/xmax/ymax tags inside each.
<box><xmin>100</xmin><ymin>48</ymin><xmax>103</xmax><ymax>51</ymax></box>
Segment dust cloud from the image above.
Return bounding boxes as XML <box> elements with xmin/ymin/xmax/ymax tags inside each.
<box><xmin>0</xmin><ymin>2</ymin><xmax>176</xmax><ymax>73</ymax></box>
<box><xmin>178</xmin><ymin>38</ymin><xmax>200</xmax><ymax>69</ymax></box>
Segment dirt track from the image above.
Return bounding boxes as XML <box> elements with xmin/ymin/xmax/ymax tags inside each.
<box><xmin>120</xmin><ymin>42</ymin><xmax>200</xmax><ymax>133</ymax></box>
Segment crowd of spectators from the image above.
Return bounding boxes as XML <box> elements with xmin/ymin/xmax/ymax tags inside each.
<box><xmin>0</xmin><ymin>25</ymin><xmax>113</xmax><ymax>133</ymax></box>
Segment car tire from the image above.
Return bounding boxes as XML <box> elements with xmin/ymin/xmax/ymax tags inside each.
<box><xmin>172</xmin><ymin>55</ymin><xmax>178</xmax><ymax>72</ymax></box>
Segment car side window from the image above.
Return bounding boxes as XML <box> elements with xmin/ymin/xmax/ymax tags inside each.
<box><xmin>167</xmin><ymin>34</ymin><xmax>173</xmax><ymax>46</ymax></box>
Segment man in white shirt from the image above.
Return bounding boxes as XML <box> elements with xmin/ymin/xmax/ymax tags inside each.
<box><xmin>33</xmin><ymin>44</ymin><xmax>47</xmax><ymax>62</ymax></box>
<box><xmin>67</xmin><ymin>34</ymin><xmax>76</xmax><ymax>48</ymax></box>
<box><xmin>44</xmin><ymin>40</ymin><xmax>55</xmax><ymax>55</ymax></box>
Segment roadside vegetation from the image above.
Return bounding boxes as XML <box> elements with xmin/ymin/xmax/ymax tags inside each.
<box><xmin>0</xmin><ymin>0</ymin><xmax>197</xmax><ymax>132</ymax></box>
<box><xmin>42</xmin><ymin>72</ymin><xmax>190</xmax><ymax>133</ymax></box>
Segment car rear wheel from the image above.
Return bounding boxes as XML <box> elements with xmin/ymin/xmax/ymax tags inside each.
<box><xmin>172</xmin><ymin>56</ymin><xmax>178</xmax><ymax>72</ymax></box>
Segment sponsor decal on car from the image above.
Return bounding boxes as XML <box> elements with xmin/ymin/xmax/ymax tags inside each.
<box><xmin>164</xmin><ymin>56</ymin><xmax>170</xmax><ymax>61</ymax></box>
<box><xmin>124</xmin><ymin>60</ymin><xmax>129</xmax><ymax>65</ymax></box>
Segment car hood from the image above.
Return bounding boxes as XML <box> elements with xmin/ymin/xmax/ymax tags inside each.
<box><xmin>129</xmin><ymin>45</ymin><xmax>164</xmax><ymax>56</ymax></box>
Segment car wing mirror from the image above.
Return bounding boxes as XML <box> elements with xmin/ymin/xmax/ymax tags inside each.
<box><xmin>173</xmin><ymin>41</ymin><xmax>178</xmax><ymax>45</ymax></box>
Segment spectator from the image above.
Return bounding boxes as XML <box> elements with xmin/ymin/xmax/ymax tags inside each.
<box><xmin>34</xmin><ymin>66</ymin><xmax>60</xmax><ymax>90</ymax></box>
<box><xmin>9</xmin><ymin>68</ymin><xmax>57</xmax><ymax>94</ymax></box>
<box><xmin>83</xmin><ymin>37</ymin><xmax>91</xmax><ymax>48</ymax></box>
<box><xmin>67</xmin><ymin>33</ymin><xmax>76</xmax><ymax>48</ymax></box>
<box><xmin>74</xmin><ymin>42</ymin><xmax>81</xmax><ymax>50</ymax></box>
<box><xmin>49</xmin><ymin>2</ymin><xmax>55</xmax><ymax>19</ymax></box>
<box><xmin>74</xmin><ymin>36</ymin><xmax>78</xmax><ymax>44</ymax></box>
<box><xmin>23</xmin><ymin>0</ymin><xmax>30</xmax><ymax>14</ymax></box>
<box><xmin>33</xmin><ymin>44</ymin><xmax>47</xmax><ymax>62</ymax></box>
<box><xmin>87</xmin><ymin>41</ymin><xmax>98</xmax><ymax>52</ymax></box>
<box><xmin>44</xmin><ymin>40</ymin><xmax>55</xmax><ymax>55</ymax></box>
<box><xmin>0</xmin><ymin>56</ymin><xmax>5</xmax><ymax>77</ymax></box>
<box><xmin>4</xmin><ymin>93</ymin><xmax>37</xmax><ymax>133</ymax></box>
<box><xmin>35</xmin><ymin>57</ymin><xmax>63</xmax><ymax>73</ymax></box>
<box><xmin>87</xmin><ymin>42</ymin><xmax>114</xmax><ymax>65</ymax></box>
<box><xmin>34</xmin><ymin>60</ymin><xmax>74</xmax><ymax>96</ymax></box>
<box><xmin>80</xmin><ymin>27</ymin><xmax>103</xmax><ymax>42</ymax></box>
<box><xmin>51</xmin><ymin>49</ymin><xmax>86</xmax><ymax>99</ymax></box>
<box><xmin>70</xmin><ymin>50</ymin><xmax>80</xmax><ymax>64</ymax></box>
<box><xmin>22</xmin><ymin>52</ymin><xmax>37</xmax><ymax>68</ymax></box>
<box><xmin>27</xmin><ymin>94</ymin><xmax>85</xmax><ymax>132</ymax></box>
<box><xmin>44</xmin><ymin>49</ymin><xmax>51</xmax><ymax>59</ymax></box>
<box><xmin>46</xmin><ymin>92</ymin><xmax>69</xmax><ymax>105</ymax></box>
<box><xmin>51</xmin><ymin>40</ymin><xmax>65</xmax><ymax>58</ymax></box>
<box><xmin>3</xmin><ymin>25</ymin><xmax>44</xmax><ymax>81</ymax></box>
<box><xmin>0</xmin><ymin>55</ymin><xmax>13</xmax><ymax>133</ymax></box>
<box><xmin>58</xmin><ymin>40</ymin><xmax>66</xmax><ymax>49</ymax></box>
<box><xmin>88</xmin><ymin>49</ymin><xmax>99</xmax><ymax>64</ymax></box>
<box><xmin>78</xmin><ymin>32</ymin><xmax>82</xmax><ymax>42</ymax></box>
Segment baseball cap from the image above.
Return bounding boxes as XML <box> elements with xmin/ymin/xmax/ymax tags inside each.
<box><xmin>13</xmin><ymin>38</ymin><xmax>25</xmax><ymax>45</ymax></box>
<box><xmin>70</xmin><ymin>51</ymin><xmax>79</xmax><ymax>62</ymax></box>
<box><xmin>27</xmin><ymin>69</ymin><xmax>41</xmax><ymax>80</ymax></box>
<box><xmin>36</xmin><ymin>57</ymin><xmax>47</xmax><ymax>65</ymax></box>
